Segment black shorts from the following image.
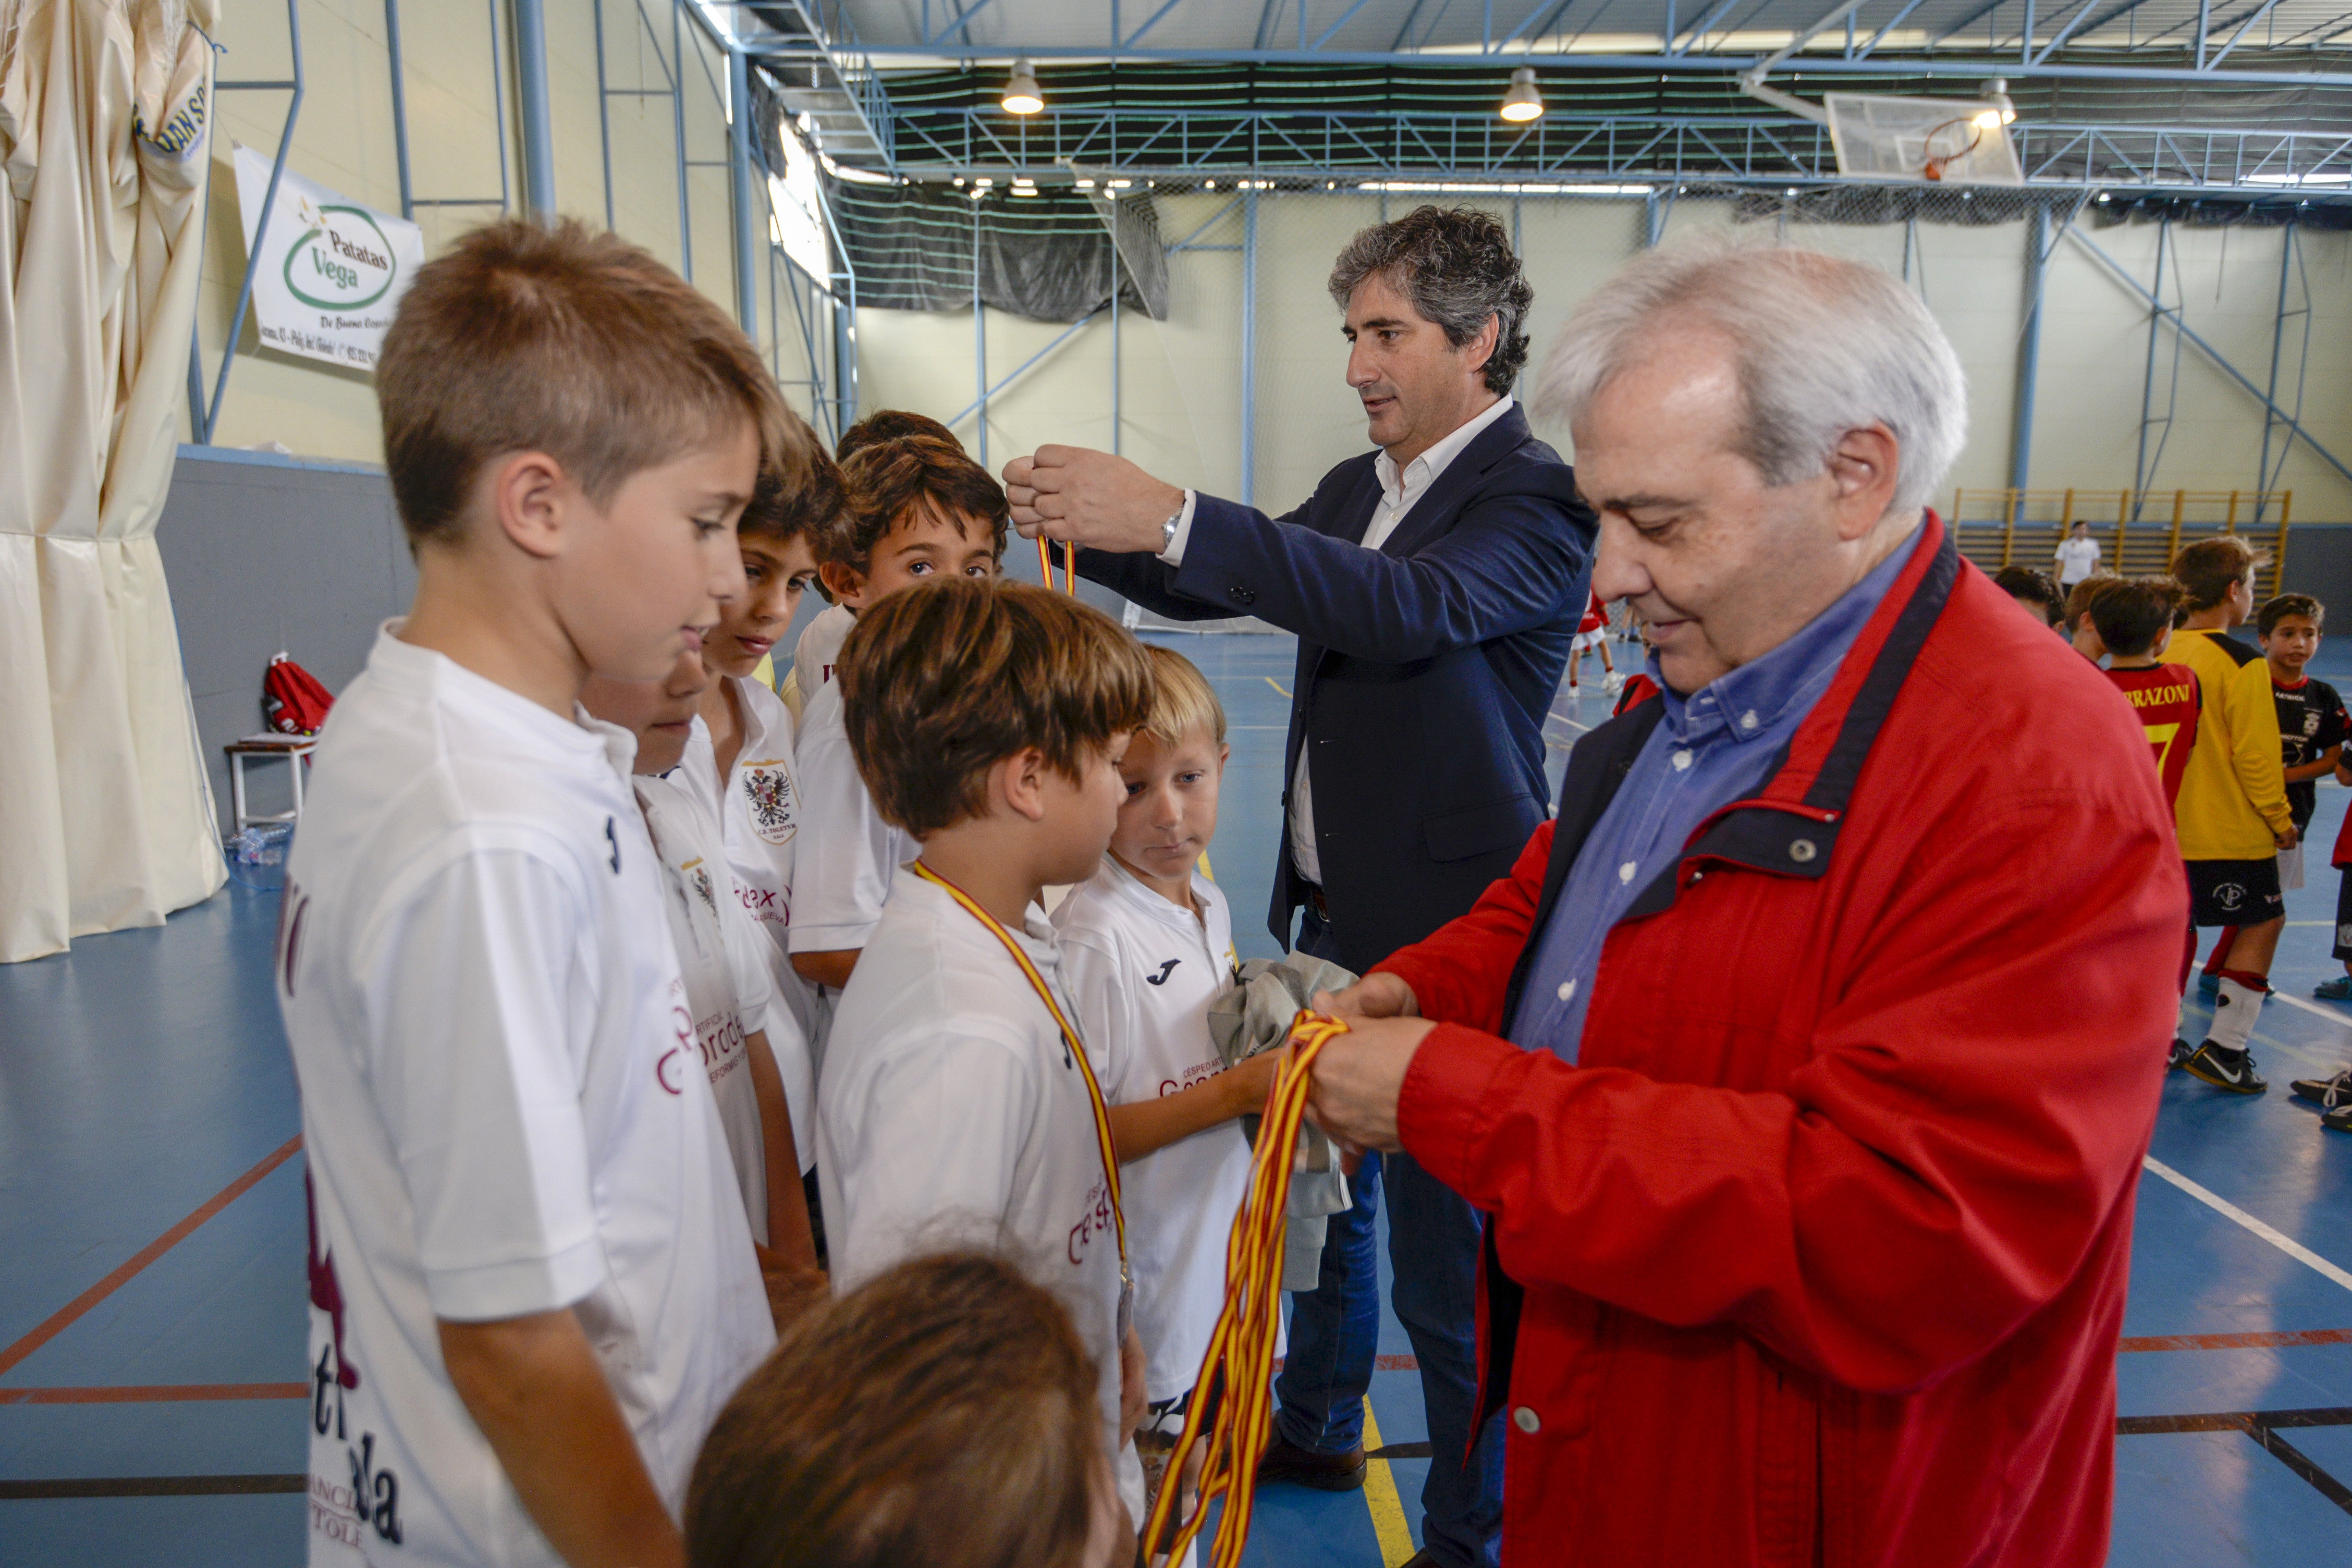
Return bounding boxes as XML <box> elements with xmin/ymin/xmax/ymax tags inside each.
<box><xmin>2335</xmin><ymin>868</ymin><xmax>2352</xmax><ymax>961</ymax></box>
<box><xmin>2186</xmin><ymin>857</ymin><xmax>2284</xmax><ymax>927</ymax></box>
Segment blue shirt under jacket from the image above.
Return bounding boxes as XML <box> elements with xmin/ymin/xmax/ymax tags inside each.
<box><xmin>1511</xmin><ymin>523</ymin><xmax>1924</xmax><ymax>1060</ymax></box>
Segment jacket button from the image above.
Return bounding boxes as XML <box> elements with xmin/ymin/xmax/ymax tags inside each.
<box><xmin>1790</xmin><ymin>839</ymin><xmax>1818</xmax><ymax>863</ymax></box>
<box><xmin>1228</xmin><ymin>585</ymin><xmax>1257</xmax><ymax>605</ymax></box>
<box><xmin>1513</xmin><ymin>1406</ymin><xmax>1541</xmax><ymax>1434</ymax></box>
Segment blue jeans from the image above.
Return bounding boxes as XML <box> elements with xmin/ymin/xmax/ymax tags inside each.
<box><xmin>1281</xmin><ymin>904</ymin><xmax>1505</xmax><ymax>1568</ymax></box>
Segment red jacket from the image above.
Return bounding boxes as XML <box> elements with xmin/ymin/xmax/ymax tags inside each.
<box><xmin>1376</xmin><ymin>518</ymin><xmax>2183</xmax><ymax>1567</ymax></box>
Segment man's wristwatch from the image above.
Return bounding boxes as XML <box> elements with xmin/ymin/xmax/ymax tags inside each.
<box><xmin>1160</xmin><ymin>506</ymin><xmax>1183</xmax><ymax>554</ymax></box>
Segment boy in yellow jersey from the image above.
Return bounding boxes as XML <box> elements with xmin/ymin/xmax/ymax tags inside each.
<box><xmin>2165</xmin><ymin>537</ymin><xmax>2295</xmax><ymax>1093</ymax></box>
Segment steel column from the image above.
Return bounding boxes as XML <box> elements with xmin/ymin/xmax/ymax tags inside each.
<box><xmin>2011</xmin><ymin>203</ymin><xmax>2048</xmax><ymax>495</ymax></box>
<box><xmin>512</xmin><ymin>0</ymin><xmax>558</xmax><ymax>218</ymax></box>
<box><xmin>1241</xmin><ymin>182</ymin><xmax>1258</xmax><ymax>508</ymax></box>
<box><xmin>199</xmin><ymin>0</ymin><xmax>307</xmax><ymax>444</ymax></box>
<box><xmin>2132</xmin><ymin>218</ymin><xmax>2171</xmax><ymax>510</ymax></box>
<box><xmin>728</xmin><ymin>45</ymin><xmax>762</xmax><ymax>337</ymax></box>
<box><xmin>974</xmin><ymin>197</ymin><xmax>988</xmax><ymax>469</ymax></box>
<box><xmin>385</xmin><ymin>0</ymin><xmax>414</xmax><ymax>218</ymax></box>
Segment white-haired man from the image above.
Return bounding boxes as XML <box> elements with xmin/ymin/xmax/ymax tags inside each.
<box><xmin>1298</xmin><ymin>246</ymin><xmax>2185</xmax><ymax>1565</ymax></box>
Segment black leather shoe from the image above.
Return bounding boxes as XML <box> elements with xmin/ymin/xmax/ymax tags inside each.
<box><xmin>1253</xmin><ymin>1432</ymin><xmax>1366</xmax><ymax>1492</ymax></box>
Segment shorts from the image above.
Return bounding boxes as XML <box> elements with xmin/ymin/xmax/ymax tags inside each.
<box><xmin>2186</xmin><ymin>857</ymin><xmax>2284</xmax><ymax>928</ymax></box>
<box><xmin>2336</xmin><ymin>868</ymin><xmax>2352</xmax><ymax>961</ymax></box>
<box><xmin>1138</xmin><ymin>1373</ymin><xmax>1225</xmax><ymax>1443</ymax></box>
<box><xmin>2281</xmin><ymin>841</ymin><xmax>2307</xmax><ymax>892</ymax></box>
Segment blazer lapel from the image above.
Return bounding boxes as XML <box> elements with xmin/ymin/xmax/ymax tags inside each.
<box><xmin>1377</xmin><ymin>403</ymin><xmax>1534</xmax><ymax>560</ymax></box>
<box><xmin>1332</xmin><ymin>461</ymin><xmax>1386</xmax><ymax>547</ymax></box>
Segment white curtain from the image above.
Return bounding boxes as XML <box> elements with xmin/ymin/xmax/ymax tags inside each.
<box><xmin>0</xmin><ymin>0</ymin><xmax>224</xmax><ymax>963</ymax></box>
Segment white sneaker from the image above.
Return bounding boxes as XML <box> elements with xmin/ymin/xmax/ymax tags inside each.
<box><xmin>1602</xmin><ymin>671</ymin><xmax>1625</xmax><ymax>695</ymax></box>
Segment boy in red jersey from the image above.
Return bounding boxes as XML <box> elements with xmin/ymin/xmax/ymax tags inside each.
<box><xmin>2089</xmin><ymin>578</ymin><xmax>2200</xmax><ymax>808</ymax></box>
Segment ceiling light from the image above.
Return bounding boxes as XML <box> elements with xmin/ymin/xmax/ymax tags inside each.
<box><xmin>1108</xmin><ymin>178</ymin><xmax>1132</xmax><ymax>189</ymax></box>
<box><xmin>952</xmin><ymin>176</ymin><xmax>965</xmax><ymax>187</ymax></box>
<box><xmin>973</xmin><ymin>176</ymin><xmax>994</xmax><ymax>188</ymax></box>
<box><xmin>1075</xmin><ymin>177</ymin><xmax>1095</xmax><ymax>189</ymax></box>
<box><xmin>1204</xmin><ymin>179</ymin><xmax>1216</xmax><ymax>189</ymax></box>
<box><xmin>1980</xmin><ymin>77</ymin><xmax>2017</xmax><ymax>126</ymax></box>
<box><xmin>1500</xmin><ymin>66</ymin><xmax>1544</xmax><ymax>124</ymax></box>
<box><xmin>1971</xmin><ymin>108</ymin><xmax>2002</xmax><ymax>131</ymax></box>
<box><xmin>1001</xmin><ymin>57</ymin><xmax>1044</xmax><ymax>116</ymax></box>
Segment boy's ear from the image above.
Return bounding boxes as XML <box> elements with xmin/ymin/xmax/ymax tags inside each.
<box><xmin>994</xmin><ymin>746</ymin><xmax>1050</xmax><ymax>824</ymax></box>
<box><xmin>818</xmin><ymin>558</ymin><xmax>867</xmax><ymax>609</ymax></box>
<box><xmin>488</xmin><ymin>450</ymin><xmax>570</xmax><ymax>560</ymax></box>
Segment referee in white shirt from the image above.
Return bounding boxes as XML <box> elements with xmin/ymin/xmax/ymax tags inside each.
<box><xmin>1005</xmin><ymin>207</ymin><xmax>1595</xmax><ymax>1568</ymax></box>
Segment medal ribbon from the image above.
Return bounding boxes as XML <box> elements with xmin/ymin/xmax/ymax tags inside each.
<box><xmin>910</xmin><ymin>860</ymin><xmax>1124</xmax><ymax>1266</ymax></box>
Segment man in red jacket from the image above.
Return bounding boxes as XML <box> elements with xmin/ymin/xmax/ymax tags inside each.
<box><xmin>1302</xmin><ymin>246</ymin><xmax>2184</xmax><ymax>1566</ymax></box>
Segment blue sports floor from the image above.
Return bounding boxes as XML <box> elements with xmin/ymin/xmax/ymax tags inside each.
<box><xmin>6</xmin><ymin>629</ymin><xmax>2352</xmax><ymax>1565</ymax></box>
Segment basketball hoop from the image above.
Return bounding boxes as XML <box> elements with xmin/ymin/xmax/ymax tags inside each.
<box><xmin>1825</xmin><ymin>94</ymin><xmax>2025</xmax><ymax>187</ymax></box>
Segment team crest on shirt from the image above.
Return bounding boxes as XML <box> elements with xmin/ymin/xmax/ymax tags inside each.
<box><xmin>741</xmin><ymin>762</ymin><xmax>797</xmax><ymax>846</ymax></box>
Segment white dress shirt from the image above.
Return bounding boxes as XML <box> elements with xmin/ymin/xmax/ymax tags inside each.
<box><xmin>1158</xmin><ymin>396</ymin><xmax>1515</xmax><ymax>887</ymax></box>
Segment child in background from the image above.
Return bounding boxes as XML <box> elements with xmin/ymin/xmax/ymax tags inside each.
<box><xmin>1565</xmin><ymin>592</ymin><xmax>1620</xmax><ymax>693</ymax></box>
<box><xmin>278</xmin><ymin>219</ymin><xmax>800</xmax><ymax>1568</ymax></box>
<box><xmin>788</xmin><ymin>411</ymin><xmax>962</xmax><ymax>716</ymax></box>
<box><xmin>815</xmin><ymin>578</ymin><xmax>1156</xmax><ymax>1548</ymax></box>
<box><xmin>687</xmin><ymin>1252</ymin><xmax>1131</xmax><ymax>1568</ymax></box>
<box><xmin>1994</xmin><ymin>565</ymin><xmax>2065</xmax><ymax>628</ymax></box>
<box><xmin>2064</xmin><ymin>573</ymin><xmax>2120</xmax><ymax>663</ymax></box>
<box><xmin>683</xmin><ymin>438</ymin><xmax>834</xmax><ymax>1074</ymax></box>
<box><xmin>790</xmin><ymin>435</ymin><xmax>1007</xmax><ymax>992</ymax></box>
<box><xmin>2199</xmin><ymin>593</ymin><xmax>2347</xmax><ymax>993</ymax></box>
<box><xmin>2089</xmin><ymin>578</ymin><xmax>2200</xmax><ymax>812</ymax></box>
<box><xmin>582</xmin><ymin>651</ymin><xmax>823</xmax><ymax>1297</ymax></box>
<box><xmin>1054</xmin><ymin>646</ymin><xmax>1277</xmax><ymax>1473</ymax></box>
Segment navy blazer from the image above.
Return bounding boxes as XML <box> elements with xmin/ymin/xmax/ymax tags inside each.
<box><xmin>1080</xmin><ymin>403</ymin><xmax>1597</xmax><ymax>972</ymax></box>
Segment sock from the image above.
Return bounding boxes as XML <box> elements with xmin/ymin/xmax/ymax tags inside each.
<box><xmin>2208</xmin><ymin>972</ymin><xmax>2270</xmax><ymax>1055</ymax></box>
<box><xmin>2203</xmin><ymin>927</ymin><xmax>2239</xmax><ymax>977</ymax></box>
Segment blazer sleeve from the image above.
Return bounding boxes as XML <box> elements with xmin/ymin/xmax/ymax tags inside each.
<box><xmin>1393</xmin><ymin>781</ymin><xmax>2182</xmax><ymax>1396</ymax></box>
<box><xmin>1167</xmin><ymin>481</ymin><xmax>1595</xmax><ymax>663</ymax></box>
<box><xmin>1074</xmin><ymin>488</ymin><xmax>1325</xmax><ymax>622</ymax></box>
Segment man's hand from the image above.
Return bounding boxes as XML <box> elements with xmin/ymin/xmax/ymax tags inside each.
<box><xmin>1303</xmin><ymin>1015</ymin><xmax>1436</xmax><ymax>1156</ymax></box>
<box><xmin>1002</xmin><ymin>446</ymin><xmax>1185</xmax><ymax>555</ymax></box>
<box><xmin>1312</xmin><ymin>972</ymin><xmax>1420</xmax><ymax>1021</ymax></box>
<box><xmin>2278</xmin><ymin>824</ymin><xmax>2302</xmax><ymax>851</ymax></box>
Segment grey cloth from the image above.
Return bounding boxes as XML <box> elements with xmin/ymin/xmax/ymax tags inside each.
<box><xmin>1208</xmin><ymin>954</ymin><xmax>1356</xmax><ymax>1290</ymax></box>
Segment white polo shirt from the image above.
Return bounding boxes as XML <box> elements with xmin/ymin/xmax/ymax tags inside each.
<box><xmin>788</xmin><ymin>673</ymin><xmax>917</xmax><ymax>956</ymax></box>
<box><xmin>636</xmin><ymin>771</ymin><xmax>814</xmax><ymax>1238</ymax></box>
<box><xmin>792</xmin><ymin>602</ymin><xmax>855</xmax><ymax>710</ymax></box>
<box><xmin>279</xmin><ymin>626</ymin><xmax>772</xmax><ymax>1568</ymax></box>
<box><xmin>816</xmin><ymin>864</ymin><xmax>1142</xmax><ymax>1513</ymax></box>
<box><xmin>678</xmin><ymin>672</ymin><xmax>823</xmax><ymax>1105</ymax></box>
<box><xmin>1053</xmin><ymin>858</ymin><xmax>1245</xmax><ymax>1403</ymax></box>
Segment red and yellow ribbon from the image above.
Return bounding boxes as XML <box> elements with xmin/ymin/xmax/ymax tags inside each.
<box><xmin>1143</xmin><ymin>1009</ymin><xmax>1352</xmax><ymax>1568</ymax></box>
<box><xmin>1035</xmin><ymin>534</ymin><xmax>1077</xmax><ymax>594</ymax></box>
<box><xmin>909</xmin><ymin>861</ymin><xmax>1123</xmax><ymax>1265</ymax></box>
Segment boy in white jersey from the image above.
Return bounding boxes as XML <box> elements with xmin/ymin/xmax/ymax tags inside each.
<box><xmin>583</xmin><ymin>650</ymin><xmax>822</xmax><ymax>1287</ymax></box>
<box><xmin>789</xmin><ymin>411</ymin><xmax>961</xmax><ymax>715</ymax></box>
<box><xmin>789</xmin><ymin>430</ymin><xmax>1007</xmax><ymax>992</ymax></box>
<box><xmin>814</xmin><ymin>577</ymin><xmax>1157</xmax><ymax>1553</ymax></box>
<box><xmin>277</xmin><ymin>219</ymin><xmax>811</xmax><ymax>1568</ymax></box>
<box><xmin>1053</xmin><ymin>646</ymin><xmax>1275</xmax><ymax>1468</ymax></box>
<box><xmin>682</xmin><ymin>441</ymin><xmax>834</xmax><ymax>1064</ymax></box>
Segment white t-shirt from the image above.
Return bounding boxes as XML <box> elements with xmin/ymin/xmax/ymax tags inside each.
<box><xmin>816</xmin><ymin>864</ymin><xmax>1143</xmax><ymax>1515</ymax></box>
<box><xmin>678</xmin><ymin>673</ymin><xmax>823</xmax><ymax>1102</ymax></box>
<box><xmin>788</xmin><ymin>673</ymin><xmax>918</xmax><ymax>955</ymax></box>
<box><xmin>1053</xmin><ymin>859</ymin><xmax>1246</xmax><ymax>1403</ymax></box>
<box><xmin>279</xmin><ymin>626</ymin><xmax>773</xmax><ymax>1568</ymax></box>
<box><xmin>2056</xmin><ymin>535</ymin><xmax>2102</xmax><ymax>586</ymax></box>
<box><xmin>638</xmin><ymin>770</ymin><xmax>814</xmax><ymax>1238</ymax></box>
<box><xmin>792</xmin><ymin>602</ymin><xmax>855</xmax><ymax>710</ymax></box>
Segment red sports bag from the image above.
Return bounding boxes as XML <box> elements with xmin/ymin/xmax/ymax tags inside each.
<box><xmin>262</xmin><ymin>653</ymin><xmax>335</xmax><ymax>736</ymax></box>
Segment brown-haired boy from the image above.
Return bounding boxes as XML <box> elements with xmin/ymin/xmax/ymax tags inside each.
<box><xmin>279</xmin><ymin>218</ymin><xmax>814</xmax><ymax>1568</ymax></box>
<box><xmin>788</xmin><ymin>433</ymin><xmax>1009</xmax><ymax>991</ymax></box>
<box><xmin>813</xmin><ymin>576</ymin><xmax>1155</xmax><ymax>1551</ymax></box>
<box><xmin>788</xmin><ymin>410</ymin><xmax>965</xmax><ymax>715</ymax></box>
<box><xmin>2165</xmin><ymin>536</ymin><xmax>2294</xmax><ymax>1093</ymax></box>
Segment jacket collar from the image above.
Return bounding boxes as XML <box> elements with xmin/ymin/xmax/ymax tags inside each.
<box><xmin>1620</xmin><ymin>511</ymin><xmax>1958</xmax><ymax>918</ymax></box>
<box><xmin>1378</xmin><ymin>402</ymin><xmax>1536</xmax><ymax>559</ymax></box>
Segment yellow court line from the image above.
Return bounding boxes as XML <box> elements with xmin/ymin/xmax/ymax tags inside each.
<box><xmin>1358</xmin><ymin>1406</ymin><xmax>1417</xmax><ymax>1567</ymax></box>
<box><xmin>1265</xmin><ymin>677</ymin><xmax>1292</xmax><ymax>698</ymax></box>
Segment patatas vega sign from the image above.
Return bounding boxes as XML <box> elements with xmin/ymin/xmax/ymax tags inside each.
<box><xmin>234</xmin><ymin>145</ymin><xmax>424</xmax><ymax>372</ymax></box>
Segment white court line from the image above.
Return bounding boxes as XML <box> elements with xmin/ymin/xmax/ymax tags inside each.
<box><xmin>2141</xmin><ymin>1155</ymin><xmax>2352</xmax><ymax>1294</ymax></box>
<box><xmin>1547</xmin><ymin>708</ymin><xmax>1590</xmax><ymax>734</ymax></box>
<box><xmin>2270</xmin><ymin>990</ymin><xmax>2352</xmax><ymax>1033</ymax></box>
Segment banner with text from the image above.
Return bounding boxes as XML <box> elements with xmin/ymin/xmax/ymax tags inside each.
<box><xmin>233</xmin><ymin>146</ymin><xmax>424</xmax><ymax>372</ymax></box>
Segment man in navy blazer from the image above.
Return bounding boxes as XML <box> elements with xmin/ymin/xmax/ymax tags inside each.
<box><xmin>1007</xmin><ymin>207</ymin><xmax>1594</xmax><ymax>1568</ymax></box>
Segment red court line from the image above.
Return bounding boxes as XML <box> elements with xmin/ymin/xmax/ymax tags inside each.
<box><xmin>0</xmin><ymin>1134</ymin><xmax>304</xmax><ymax>1380</ymax></box>
<box><xmin>2120</xmin><ymin>1328</ymin><xmax>2352</xmax><ymax>1354</ymax></box>
<box><xmin>0</xmin><ymin>1382</ymin><xmax>305</xmax><ymax>1405</ymax></box>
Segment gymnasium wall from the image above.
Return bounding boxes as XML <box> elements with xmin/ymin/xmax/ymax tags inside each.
<box><xmin>856</xmin><ymin>191</ymin><xmax>2352</xmax><ymax>528</ymax></box>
